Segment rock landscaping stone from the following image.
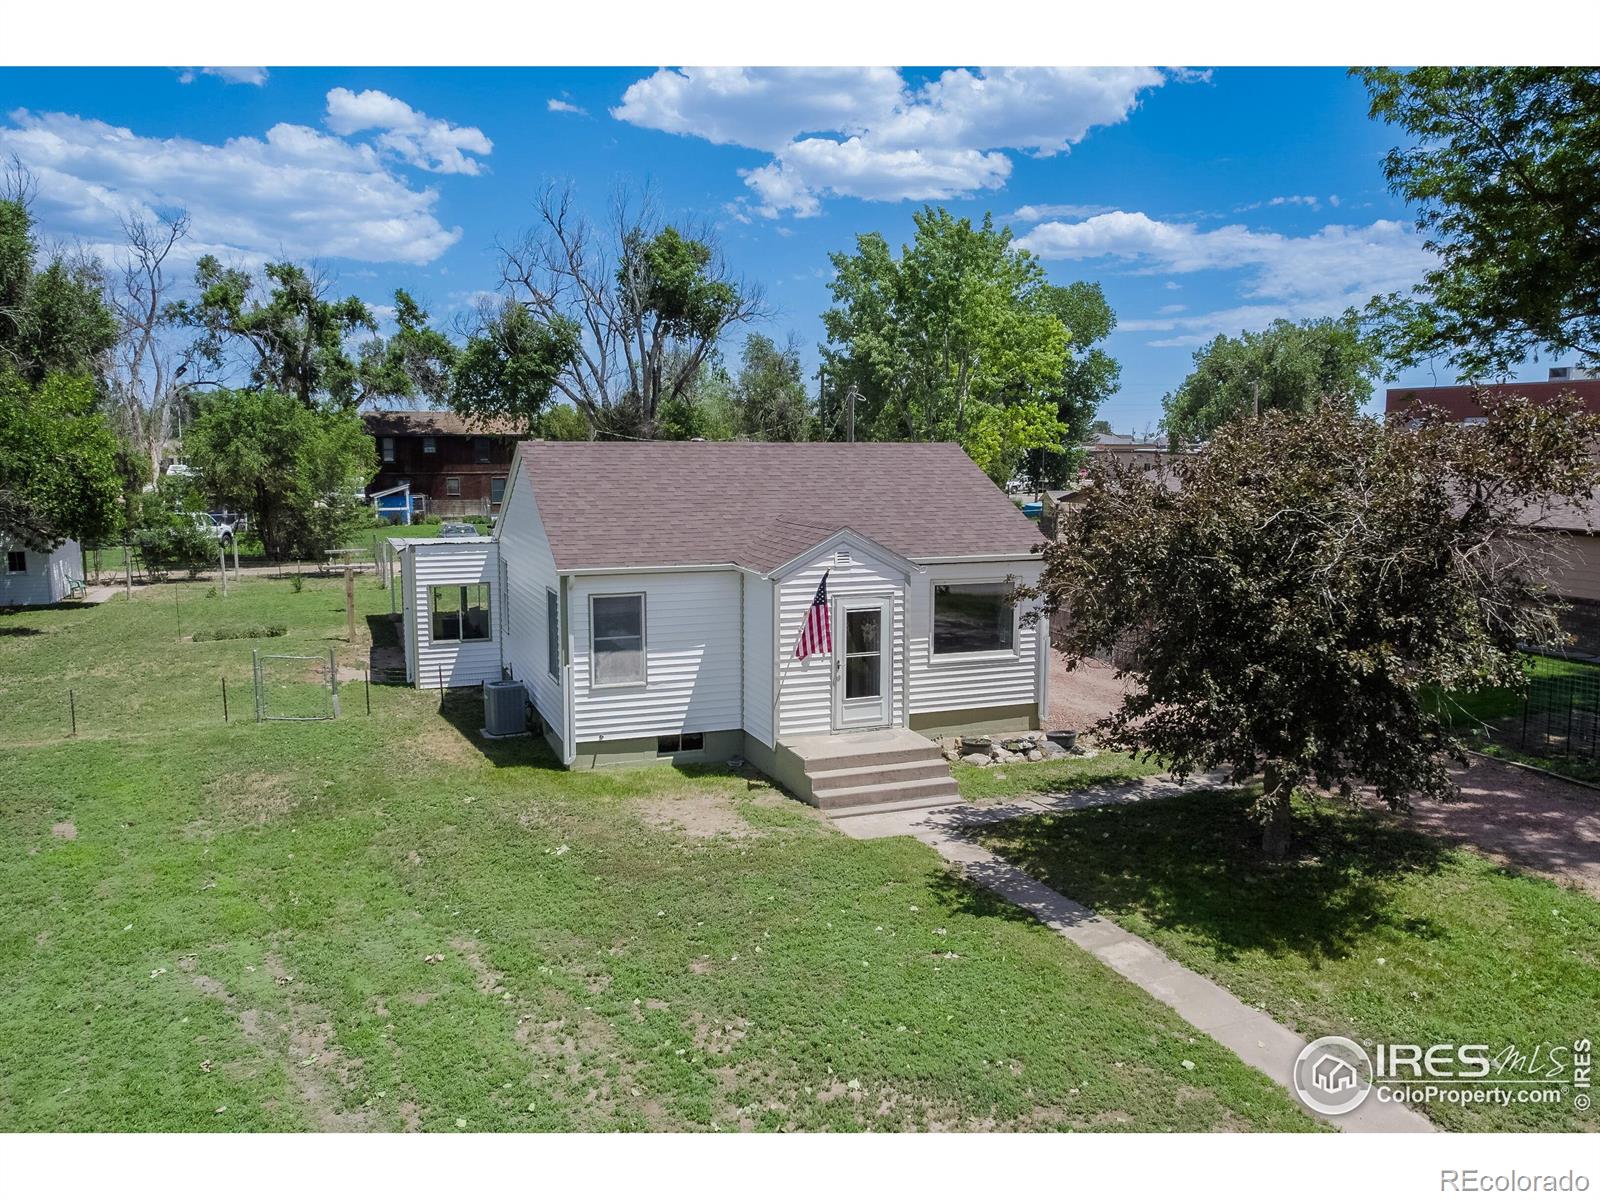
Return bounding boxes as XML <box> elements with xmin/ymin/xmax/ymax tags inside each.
<box><xmin>961</xmin><ymin>753</ymin><xmax>990</xmax><ymax>767</ymax></box>
<box><xmin>1026</xmin><ymin>749</ymin><xmax>1043</xmax><ymax>762</ymax></box>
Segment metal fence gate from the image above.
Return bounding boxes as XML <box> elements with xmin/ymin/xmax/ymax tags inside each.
<box><xmin>1506</xmin><ymin>669</ymin><xmax>1600</xmax><ymax>763</ymax></box>
<box><xmin>252</xmin><ymin>648</ymin><xmax>341</xmax><ymax>721</ymax></box>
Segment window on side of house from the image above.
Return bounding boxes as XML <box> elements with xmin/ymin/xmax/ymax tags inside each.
<box><xmin>590</xmin><ymin>593</ymin><xmax>645</xmax><ymax>686</ymax></box>
<box><xmin>932</xmin><ymin>581</ymin><xmax>1016</xmax><ymax>656</ymax></box>
<box><xmin>422</xmin><ymin>436</ymin><xmax>437</xmax><ymax>454</ymax></box>
<box><xmin>445</xmin><ymin>476</ymin><xmax>461</xmax><ymax>496</ymax></box>
<box><xmin>474</xmin><ymin>437</ymin><xmax>491</xmax><ymax>464</ymax></box>
<box><xmin>490</xmin><ymin>476</ymin><xmax>507</xmax><ymax>505</ymax></box>
<box><xmin>381</xmin><ymin>436</ymin><xmax>396</xmax><ymax>463</ymax></box>
<box><xmin>431</xmin><ymin>583</ymin><xmax>492</xmax><ymax>642</ymax></box>
<box><xmin>546</xmin><ymin>588</ymin><xmax>560</xmax><ymax>680</ymax></box>
<box><xmin>5</xmin><ymin>549</ymin><xmax>26</xmax><ymax>574</ymax></box>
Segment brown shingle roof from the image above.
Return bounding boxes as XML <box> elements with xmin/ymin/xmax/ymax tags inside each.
<box><xmin>364</xmin><ymin>409</ymin><xmax>523</xmax><ymax>437</ymax></box>
<box><xmin>518</xmin><ymin>441</ymin><xmax>1042</xmax><ymax>572</ymax></box>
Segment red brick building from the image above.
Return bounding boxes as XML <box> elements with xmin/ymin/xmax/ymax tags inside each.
<box><xmin>1385</xmin><ymin>374</ymin><xmax>1600</xmax><ymax>422</ymax></box>
<box><xmin>363</xmin><ymin>411</ymin><xmax>520</xmax><ymax>518</ymax></box>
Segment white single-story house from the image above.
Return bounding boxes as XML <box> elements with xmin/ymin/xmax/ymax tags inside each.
<box><xmin>391</xmin><ymin>441</ymin><xmax>1049</xmax><ymax>809</ymax></box>
<box><xmin>1</xmin><ymin>538</ymin><xmax>81</xmax><ymax>606</ymax></box>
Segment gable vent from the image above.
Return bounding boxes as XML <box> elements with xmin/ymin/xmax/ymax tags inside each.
<box><xmin>833</xmin><ymin>549</ymin><xmax>852</xmax><ymax>566</ymax></box>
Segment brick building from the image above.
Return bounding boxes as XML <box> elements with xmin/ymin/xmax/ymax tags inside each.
<box><xmin>1385</xmin><ymin>369</ymin><xmax>1600</xmax><ymax>423</ymax></box>
<box><xmin>363</xmin><ymin>411</ymin><xmax>520</xmax><ymax>518</ymax></box>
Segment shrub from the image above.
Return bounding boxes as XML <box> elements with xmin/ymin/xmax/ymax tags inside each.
<box><xmin>289</xmin><ymin>575</ymin><xmax>305</xmax><ymax>593</ymax></box>
<box><xmin>192</xmin><ymin>624</ymin><xmax>287</xmax><ymax>643</ymax></box>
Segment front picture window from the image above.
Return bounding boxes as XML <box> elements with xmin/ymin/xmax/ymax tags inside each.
<box><xmin>590</xmin><ymin>593</ymin><xmax>645</xmax><ymax>685</ymax></box>
<box><xmin>431</xmin><ymin>583</ymin><xmax>492</xmax><ymax>642</ymax></box>
<box><xmin>932</xmin><ymin>581</ymin><xmax>1015</xmax><ymax>655</ymax></box>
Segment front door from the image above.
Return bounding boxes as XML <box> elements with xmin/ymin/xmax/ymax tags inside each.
<box><xmin>833</xmin><ymin>595</ymin><xmax>891</xmax><ymax>730</ymax></box>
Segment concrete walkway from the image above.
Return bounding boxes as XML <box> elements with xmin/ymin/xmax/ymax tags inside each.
<box><xmin>832</xmin><ymin>776</ymin><xmax>1434</xmax><ymax>1133</ymax></box>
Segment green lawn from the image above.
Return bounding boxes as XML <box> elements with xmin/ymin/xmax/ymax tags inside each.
<box><xmin>0</xmin><ymin>580</ymin><xmax>1315</xmax><ymax>1132</ymax></box>
<box><xmin>952</xmin><ymin>750</ymin><xmax>1158</xmax><ymax>801</ymax></box>
<box><xmin>978</xmin><ymin>788</ymin><xmax>1600</xmax><ymax>1133</ymax></box>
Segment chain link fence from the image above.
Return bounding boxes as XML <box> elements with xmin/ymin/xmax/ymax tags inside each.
<box><xmin>1502</xmin><ymin>667</ymin><xmax>1600</xmax><ymax>764</ymax></box>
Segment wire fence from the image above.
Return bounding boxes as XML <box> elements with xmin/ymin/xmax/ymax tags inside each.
<box><xmin>1503</xmin><ymin>669</ymin><xmax>1600</xmax><ymax>763</ymax></box>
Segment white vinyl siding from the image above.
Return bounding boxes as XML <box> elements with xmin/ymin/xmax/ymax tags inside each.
<box><xmin>773</xmin><ymin>540</ymin><xmax>906</xmax><ymax>738</ymax></box>
<box><xmin>908</xmin><ymin>558</ymin><xmax>1043</xmax><ymax>717</ymax></box>
<box><xmin>742</xmin><ymin>574</ymin><xmax>775</xmax><ymax>746</ymax></box>
<box><xmin>569</xmin><ymin>570</ymin><xmax>742</xmax><ymax>740</ymax></box>
<box><xmin>410</xmin><ymin>541</ymin><xmax>501</xmax><ymax>689</ymax></box>
<box><xmin>0</xmin><ymin>539</ymin><xmax>79</xmax><ymax>606</ymax></box>
<box><xmin>496</xmin><ymin>465</ymin><xmax>564</xmax><ymax>736</ymax></box>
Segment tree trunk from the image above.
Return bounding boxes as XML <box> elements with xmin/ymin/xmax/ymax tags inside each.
<box><xmin>1261</xmin><ymin>762</ymin><xmax>1294</xmax><ymax>859</ymax></box>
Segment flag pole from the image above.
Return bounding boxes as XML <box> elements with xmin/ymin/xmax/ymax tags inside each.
<box><xmin>771</xmin><ymin>570</ymin><xmax>830</xmax><ymax>742</ymax></box>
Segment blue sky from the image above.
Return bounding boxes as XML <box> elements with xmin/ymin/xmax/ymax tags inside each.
<box><xmin>0</xmin><ymin>66</ymin><xmax>1453</xmax><ymax>431</ymax></box>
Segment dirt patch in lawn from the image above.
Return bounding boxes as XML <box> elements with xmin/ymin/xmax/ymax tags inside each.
<box><xmin>183</xmin><ymin>951</ymin><xmax>373</xmax><ymax>1131</ymax></box>
<box><xmin>636</xmin><ymin>789</ymin><xmax>761</xmax><ymax>840</ymax></box>
<box><xmin>412</xmin><ymin>722</ymin><xmax>484</xmax><ymax>770</ymax></box>
<box><xmin>50</xmin><ymin>820</ymin><xmax>77</xmax><ymax>840</ymax></box>
<box><xmin>204</xmin><ymin>771</ymin><xmax>298</xmax><ymax>825</ymax></box>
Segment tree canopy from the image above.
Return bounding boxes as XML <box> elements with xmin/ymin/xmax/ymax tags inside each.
<box><xmin>449</xmin><ymin>300</ymin><xmax>576</xmax><ymax>433</ymax></box>
<box><xmin>183</xmin><ymin>388</ymin><xmax>375</xmax><ymax>560</ymax></box>
<box><xmin>499</xmin><ymin>183</ymin><xmax>766</xmax><ymax>439</ymax></box>
<box><xmin>821</xmin><ymin>207</ymin><xmax>1071</xmax><ymax>482</ymax></box>
<box><xmin>1357</xmin><ymin>67</ymin><xmax>1600</xmax><ymax>376</ymax></box>
<box><xmin>1161</xmin><ymin>315</ymin><xmax>1380</xmax><ymax>446</ymax></box>
<box><xmin>731</xmin><ymin>333</ymin><xmax>812</xmax><ymax>442</ymax></box>
<box><xmin>0</xmin><ymin>193</ymin><xmax>122</xmax><ymax>548</ymax></box>
<box><xmin>1023</xmin><ymin>281</ymin><xmax>1121</xmax><ymax>488</ymax></box>
<box><xmin>1026</xmin><ymin>396</ymin><xmax>1600</xmax><ymax>856</ymax></box>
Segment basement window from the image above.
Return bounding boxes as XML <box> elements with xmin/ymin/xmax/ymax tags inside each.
<box><xmin>657</xmin><ymin>732</ymin><xmax>705</xmax><ymax>755</ymax></box>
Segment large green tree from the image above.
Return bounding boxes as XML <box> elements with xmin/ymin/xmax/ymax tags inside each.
<box><xmin>1161</xmin><ymin>316</ymin><xmax>1380</xmax><ymax>446</ymax></box>
<box><xmin>1357</xmin><ymin>68</ymin><xmax>1600</xmax><ymax>375</ymax></box>
<box><xmin>731</xmin><ymin>333</ymin><xmax>812</xmax><ymax>441</ymax></box>
<box><xmin>172</xmin><ymin>260</ymin><xmax>448</xmax><ymax>411</ymax></box>
<box><xmin>0</xmin><ymin>194</ymin><xmax>121</xmax><ymax>548</ymax></box>
<box><xmin>1026</xmin><ymin>396</ymin><xmax>1600</xmax><ymax>857</ymax></box>
<box><xmin>0</xmin><ymin>371</ymin><xmax>122</xmax><ymax>549</ymax></box>
<box><xmin>821</xmin><ymin>207</ymin><xmax>1070</xmax><ymax>481</ymax></box>
<box><xmin>1023</xmin><ymin>281</ymin><xmax>1121</xmax><ymax>488</ymax></box>
<box><xmin>499</xmin><ymin>183</ymin><xmax>766</xmax><ymax>438</ymax></box>
<box><xmin>184</xmin><ymin>388</ymin><xmax>375</xmax><ymax>560</ymax></box>
<box><xmin>449</xmin><ymin>300</ymin><xmax>576</xmax><ymax>433</ymax></box>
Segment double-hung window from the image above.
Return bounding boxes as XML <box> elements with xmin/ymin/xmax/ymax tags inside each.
<box><xmin>473</xmin><ymin>437</ymin><xmax>491</xmax><ymax>464</ymax></box>
<box><xmin>932</xmin><ymin>581</ymin><xmax>1016</xmax><ymax>656</ymax></box>
<box><xmin>381</xmin><ymin>436</ymin><xmax>396</xmax><ymax>463</ymax></box>
<box><xmin>590</xmin><ymin>593</ymin><xmax>645</xmax><ymax>686</ymax></box>
<box><xmin>431</xmin><ymin>583</ymin><xmax>492</xmax><ymax>642</ymax></box>
<box><xmin>5</xmin><ymin>550</ymin><xmax>25</xmax><ymax>574</ymax></box>
<box><xmin>422</xmin><ymin>436</ymin><xmax>437</xmax><ymax>454</ymax></box>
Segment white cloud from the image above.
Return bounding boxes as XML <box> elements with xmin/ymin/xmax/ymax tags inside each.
<box><xmin>324</xmin><ymin>87</ymin><xmax>492</xmax><ymax>176</ymax></box>
<box><xmin>1004</xmin><ymin>202</ymin><xmax>1113</xmax><ymax>223</ymax></box>
<box><xmin>1016</xmin><ymin>208</ymin><xmax>1434</xmax><ymax>346</ymax></box>
<box><xmin>547</xmin><ymin>98</ymin><xmax>588</xmax><ymax>116</ymax></box>
<box><xmin>613</xmin><ymin>67</ymin><xmax>1169</xmax><ymax>218</ymax></box>
<box><xmin>178</xmin><ymin>67</ymin><xmax>268</xmax><ymax>87</ymax></box>
<box><xmin>0</xmin><ymin>108</ymin><xmax>464</xmax><ymax>266</ymax></box>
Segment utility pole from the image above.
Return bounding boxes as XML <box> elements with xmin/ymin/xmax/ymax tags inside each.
<box><xmin>845</xmin><ymin>384</ymin><xmax>861</xmax><ymax>444</ymax></box>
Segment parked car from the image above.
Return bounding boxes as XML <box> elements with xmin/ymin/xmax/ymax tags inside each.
<box><xmin>438</xmin><ymin>521</ymin><xmax>479</xmax><ymax>538</ymax></box>
<box><xmin>185</xmin><ymin>512</ymin><xmax>236</xmax><ymax>546</ymax></box>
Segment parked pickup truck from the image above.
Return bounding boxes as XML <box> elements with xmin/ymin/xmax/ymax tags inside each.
<box><xmin>185</xmin><ymin>512</ymin><xmax>237</xmax><ymax>546</ymax></box>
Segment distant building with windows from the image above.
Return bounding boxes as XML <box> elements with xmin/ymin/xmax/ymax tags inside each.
<box><xmin>363</xmin><ymin>411</ymin><xmax>520</xmax><ymax>519</ymax></box>
<box><xmin>1385</xmin><ymin>367</ymin><xmax>1600</xmax><ymax>424</ymax></box>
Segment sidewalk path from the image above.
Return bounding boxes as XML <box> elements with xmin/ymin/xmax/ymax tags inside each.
<box><xmin>832</xmin><ymin>776</ymin><xmax>1434</xmax><ymax>1133</ymax></box>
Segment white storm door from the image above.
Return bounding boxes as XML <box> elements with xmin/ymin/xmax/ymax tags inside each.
<box><xmin>832</xmin><ymin>596</ymin><xmax>890</xmax><ymax>730</ymax></box>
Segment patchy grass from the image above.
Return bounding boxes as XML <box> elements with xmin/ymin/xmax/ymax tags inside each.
<box><xmin>978</xmin><ymin>788</ymin><xmax>1600</xmax><ymax>1133</ymax></box>
<box><xmin>0</xmin><ymin>581</ymin><xmax>1316</xmax><ymax>1132</ymax></box>
<box><xmin>952</xmin><ymin>750</ymin><xmax>1157</xmax><ymax>801</ymax></box>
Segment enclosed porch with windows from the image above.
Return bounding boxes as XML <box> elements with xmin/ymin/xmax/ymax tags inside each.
<box><xmin>394</xmin><ymin>536</ymin><xmax>504</xmax><ymax>689</ymax></box>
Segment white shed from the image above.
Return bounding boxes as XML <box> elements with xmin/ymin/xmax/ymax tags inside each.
<box><xmin>392</xmin><ymin>536</ymin><xmax>504</xmax><ymax>689</ymax></box>
<box><xmin>1</xmin><ymin>539</ymin><xmax>82</xmax><ymax>606</ymax></box>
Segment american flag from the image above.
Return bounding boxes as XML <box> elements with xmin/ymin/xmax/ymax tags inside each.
<box><xmin>794</xmin><ymin>571</ymin><xmax>832</xmax><ymax>660</ymax></box>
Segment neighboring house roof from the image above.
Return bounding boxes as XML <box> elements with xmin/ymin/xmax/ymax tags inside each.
<box><xmin>364</xmin><ymin>410</ymin><xmax>523</xmax><ymax>437</ymax></box>
<box><xmin>516</xmin><ymin>441</ymin><xmax>1042</xmax><ymax>572</ymax></box>
<box><xmin>1385</xmin><ymin>380</ymin><xmax>1600</xmax><ymax>421</ymax></box>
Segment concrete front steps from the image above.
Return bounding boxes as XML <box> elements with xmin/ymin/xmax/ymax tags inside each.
<box><xmin>778</xmin><ymin>728</ymin><xmax>961</xmax><ymax>815</ymax></box>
